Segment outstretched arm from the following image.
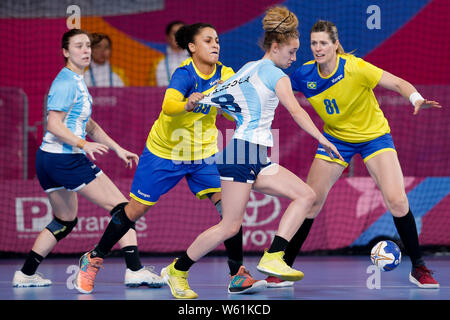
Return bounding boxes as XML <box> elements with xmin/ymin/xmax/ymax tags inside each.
<box><xmin>377</xmin><ymin>70</ymin><xmax>442</xmax><ymax>115</ymax></box>
<box><xmin>275</xmin><ymin>76</ymin><xmax>344</xmax><ymax>161</ymax></box>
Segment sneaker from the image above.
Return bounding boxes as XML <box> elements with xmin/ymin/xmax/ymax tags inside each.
<box><xmin>125</xmin><ymin>266</ymin><xmax>165</xmax><ymax>288</ymax></box>
<box><xmin>161</xmin><ymin>259</ymin><xmax>198</xmax><ymax>299</ymax></box>
<box><xmin>12</xmin><ymin>271</ymin><xmax>52</xmax><ymax>287</ymax></box>
<box><xmin>256</xmin><ymin>250</ymin><xmax>304</xmax><ymax>281</ymax></box>
<box><xmin>266</xmin><ymin>275</ymin><xmax>294</xmax><ymax>288</ymax></box>
<box><xmin>409</xmin><ymin>265</ymin><xmax>440</xmax><ymax>289</ymax></box>
<box><xmin>74</xmin><ymin>251</ymin><xmax>103</xmax><ymax>294</ymax></box>
<box><xmin>228</xmin><ymin>266</ymin><xmax>267</xmax><ymax>294</ymax></box>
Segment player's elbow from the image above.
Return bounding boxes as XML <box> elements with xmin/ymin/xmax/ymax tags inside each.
<box><xmin>46</xmin><ymin>113</ymin><xmax>63</xmax><ymax>135</ymax></box>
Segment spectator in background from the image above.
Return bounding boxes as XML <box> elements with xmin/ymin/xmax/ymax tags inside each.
<box><xmin>155</xmin><ymin>20</ymin><xmax>190</xmax><ymax>87</ymax></box>
<box><xmin>84</xmin><ymin>33</ymin><xmax>128</xmax><ymax>87</ymax></box>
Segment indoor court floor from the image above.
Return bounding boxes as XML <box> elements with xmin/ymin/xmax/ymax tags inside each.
<box><xmin>1</xmin><ymin>255</ymin><xmax>449</xmax><ymax>301</ymax></box>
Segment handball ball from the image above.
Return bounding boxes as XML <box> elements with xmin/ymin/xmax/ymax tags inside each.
<box><xmin>370</xmin><ymin>240</ymin><xmax>402</xmax><ymax>272</ymax></box>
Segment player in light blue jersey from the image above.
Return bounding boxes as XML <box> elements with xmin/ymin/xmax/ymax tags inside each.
<box><xmin>161</xmin><ymin>6</ymin><xmax>343</xmax><ymax>299</ymax></box>
<box><xmin>13</xmin><ymin>29</ymin><xmax>165</xmax><ymax>290</ymax></box>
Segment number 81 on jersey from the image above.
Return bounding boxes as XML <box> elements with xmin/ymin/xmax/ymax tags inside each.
<box><xmin>324</xmin><ymin>98</ymin><xmax>340</xmax><ymax>115</ymax></box>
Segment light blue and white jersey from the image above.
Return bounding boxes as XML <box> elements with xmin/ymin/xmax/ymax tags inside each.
<box><xmin>40</xmin><ymin>67</ymin><xmax>93</xmax><ymax>154</ymax></box>
<box><xmin>201</xmin><ymin>59</ymin><xmax>286</xmax><ymax>147</ymax></box>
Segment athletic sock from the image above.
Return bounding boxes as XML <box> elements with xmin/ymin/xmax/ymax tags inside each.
<box><xmin>121</xmin><ymin>245</ymin><xmax>143</xmax><ymax>271</ymax></box>
<box><xmin>174</xmin><ymin>252</ymin><xmax>195</xmax><ymax>272</ymax></box>
<box><xmin>268</xmin><ymin>235</ymin><xmax>289</xmax><ymax>253</ymax></box>
<box><xmin>21</xmin><ymin>250</ymin><xmax>44</xmax><ymax>276</ymax></box>
<box><xmin>224</xmin><ymin>226</ymin><xmax>243</xmax><ymax>275</ymax></box>
<box><xmin>284</xmin><ymin>218</ymin><xmax>314</xmax><ymax>266</ymax></box>
<box><xmin>393</xmin><ymin>209</ymin><xmax>425</xmax><ymax>268</ymax></box>
<box><xmin>91</xmin><ymin>205</ymin><xmax>134</xmax><ymax>258</ymax></box>
<box><xmin>227</xmin><ymin>259</ymin><xmax>243</xmax><ymax>276</ymax></box>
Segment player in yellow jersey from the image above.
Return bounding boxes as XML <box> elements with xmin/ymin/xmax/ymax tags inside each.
<box><xmin>272</xmin><ymin>20</ymin><xmax>442</xmax><ymax>289</ymax></box>
<box><xmin>75</xmin><ymin>23</ymin><xmax>266</xmax><ymax>296</ymax></box>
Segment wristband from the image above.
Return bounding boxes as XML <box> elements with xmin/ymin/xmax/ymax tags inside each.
<box><xmin>409</xmin><ymin>92</ymin><xmax>424</xmax><ymax>107</ymax></box>
<box><xmin>76</xmin><ymin>139</ymin><xmax>87</xmax><ymax>149</ymax></box>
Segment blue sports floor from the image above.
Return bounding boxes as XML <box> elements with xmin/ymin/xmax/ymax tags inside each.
<box><xmin>1</xmin><ymin>255</ymin><xmax>449</xmax><ymax>317</ymax></box>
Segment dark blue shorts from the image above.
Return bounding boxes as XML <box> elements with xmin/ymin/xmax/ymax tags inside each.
<box><xmin>316</xmin><ymin>132</ymin><xmax>396</xmax><ymax>167</ymax></box>
<box><xmin>35</xmin><ymin>148</ymin><xmax>102</xmax><ymax>192</ymax></box>
<box><xmin>216</xmin><ymin>139</ymin><xmax>274</xmax><ymax>184</ymax></box>
<box><xmin>129</xmin><ymin>148</ymin><xmax>221</xmax><ymax>205</ymax></box>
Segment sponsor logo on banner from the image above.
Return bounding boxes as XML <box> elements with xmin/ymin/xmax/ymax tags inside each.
<box><xmin>16</xmin><ymin>197</ymin><xmax>53</xmax><ymax>232</ymax></box>
<box><xmin>242</xmin><ymin>192</ymin><xmax>281</xmax><ymax>248</ymax></box>
<box><xmin>15</xmin><ymin>197</ymin><xmax>148</xmax><ymax>239</ymax></box>
<box><xmin>346</xmin><ymin>177</ymin><xmax>415</xmax><ymax>218</ymax></box>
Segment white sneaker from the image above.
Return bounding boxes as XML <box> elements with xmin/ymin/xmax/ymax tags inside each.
<box><xmin>12</xmin><ymin>270</ymin><xmax>52</xmax><ymax>287</ymax></box>
<box><xmin>124</xmin><ymin>266</ymin><xmax>165</xmax><ymax>288</ymax></box>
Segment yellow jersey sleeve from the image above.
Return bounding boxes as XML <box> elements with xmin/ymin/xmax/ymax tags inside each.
<box><xmin>352</xmin><ymin>57</ymin><xmax>383</xmax><ymax>89</ymax></box>
<box><xmin>146</xmin><ymin>60</ymin><xmax>233</xmax><ymax>161</ymax></box>
<box><xmin>161</xmin><ymin>88</ymin><xmax>187</xmax><ymax>116</ymax></box>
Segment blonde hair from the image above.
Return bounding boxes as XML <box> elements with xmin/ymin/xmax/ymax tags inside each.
<box><xmin>261</xmin><ymin>6</ymin><xmax>299</xmax><ymax>51</ymax></box>
<box><xmin>310</xmin><ymin>20</ymin><xmax>352</xmax><ymax>55</ymax></box>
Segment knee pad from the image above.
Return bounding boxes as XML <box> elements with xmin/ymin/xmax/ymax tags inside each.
<box><xmin>110</xmin><ymin>202</ymin><xmax>135</xmax><ymax>230</ymax></box>
<box><xmin>46</xmin><ymin>216</ymin><xmax>78</xmax><ymax>241</ymax></box>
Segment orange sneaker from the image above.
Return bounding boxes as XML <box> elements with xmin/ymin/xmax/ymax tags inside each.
<box><xmin>228</xmin><ymin>266</ymin><xmax>267</xmax><ymax>294</ymax></box>
<box><xmin>74</xmin><ymin>252</ymin><xmax>103</xmax><ymax>294</ymax></box>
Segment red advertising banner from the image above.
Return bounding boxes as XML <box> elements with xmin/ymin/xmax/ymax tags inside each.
<box><xmin>1</xmin><ymin>177</ymin><xmax>449</xmax><ymax>254</ymax></box>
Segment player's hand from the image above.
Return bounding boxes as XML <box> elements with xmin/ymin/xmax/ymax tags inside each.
<box><xmin>115</xmin><ymin>147</ymin><xmax>139</xmax><ymax>168</ymax></box>
<box><xmin>82</xmin><ymin>142</ymin><xmax>109</xmax><ymax>161</ymax></box>
<box><xmin>185</xmin><ymin>92</ymin><xmax>205</xmax><ymax>112</ymax></box>
<box><xmin>213</xmin><ymin>80</ymin><xmax>225</xmax><ymax>115</ymax></box>
<box><xmin>318</xmin><ymin>136</ymin><xmax>344</xmax><ymax>162</ymax></box>
<box><xmin>413</xmin><ymin>99</ymin><xmax>442</xmax><ymax>115</ymax></box>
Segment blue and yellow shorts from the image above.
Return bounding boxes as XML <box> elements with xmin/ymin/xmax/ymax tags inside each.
<box><xmin>316</xmin><ymin>132</ymin><xmax>396</xmax><ymax>167</ymax></box>
<box><xmin>129</xmin><ymin>147</ymin><xmax>221</xmax><ymax>206</ymax></box>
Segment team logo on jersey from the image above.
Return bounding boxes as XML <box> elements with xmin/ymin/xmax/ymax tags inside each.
<box><xmin>307</xmin><ymin>81</ymin><xmax>317</xmax><ymax>89</ymax></box>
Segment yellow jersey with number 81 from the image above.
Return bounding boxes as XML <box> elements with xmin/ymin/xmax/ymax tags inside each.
<box><xmin>290</xmin><ymin>54</ymin><xmax>389</xmax><ymax>143</ymax></box>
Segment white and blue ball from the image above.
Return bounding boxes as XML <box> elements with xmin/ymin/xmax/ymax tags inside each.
<box><xmin>370</xmin><ymin>240</ymin><xmax>402</xmax><ymax>272</ymax></box>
